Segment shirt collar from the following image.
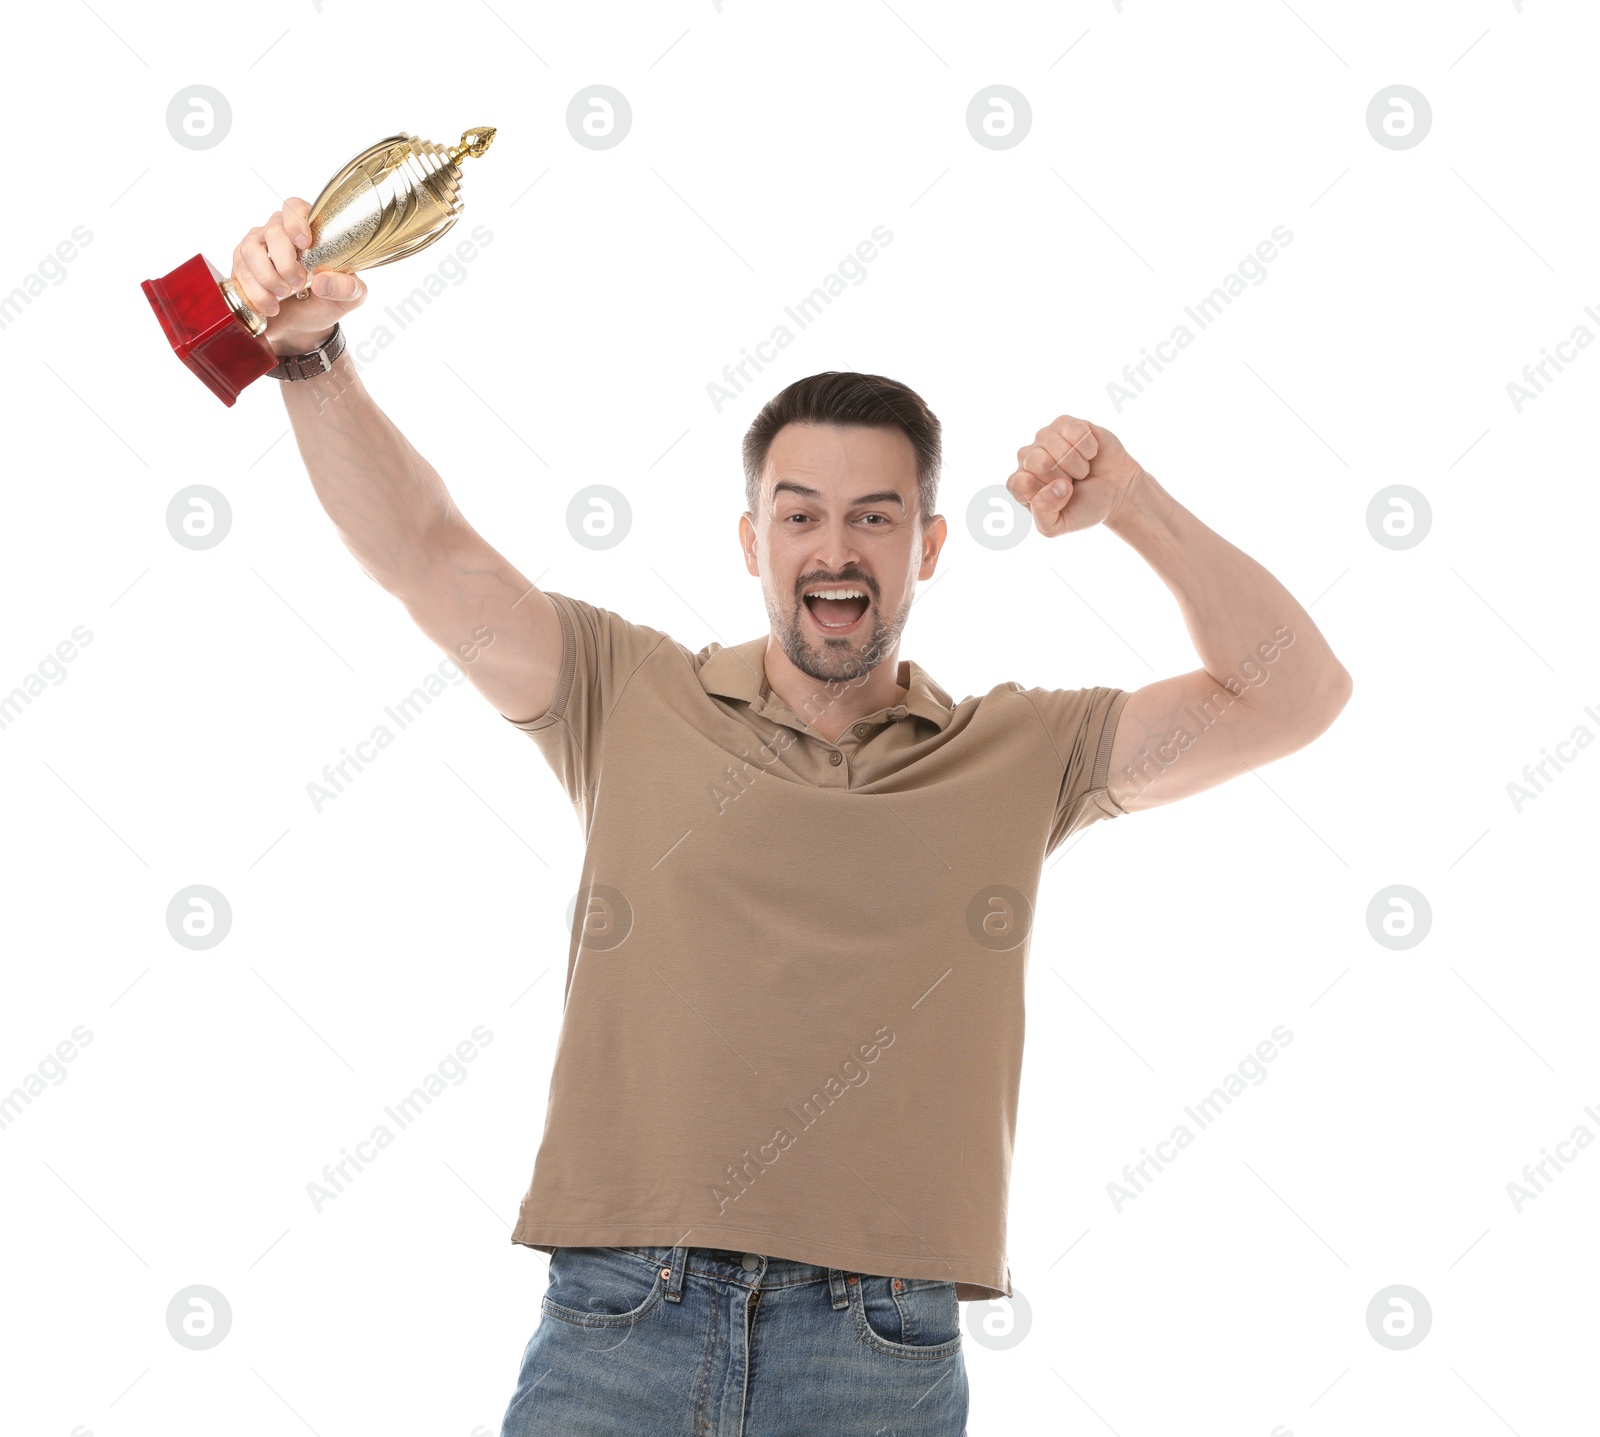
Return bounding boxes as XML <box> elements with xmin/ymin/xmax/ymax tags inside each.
<box><xmin>698</xmin><ymin>636</ymin><xmax>953</xmax><ymax>732</ymax></box>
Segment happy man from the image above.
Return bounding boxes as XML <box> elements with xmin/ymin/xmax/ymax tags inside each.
<box><xmin>241</xmin><ymin>197</ymin><xmax>1351</xmax><ymax>1436</ymax></box>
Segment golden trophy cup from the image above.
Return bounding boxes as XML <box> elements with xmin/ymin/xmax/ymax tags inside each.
<box><xmin>142</xmin><ymin>126</ymin><xmax>496</xmax><ymax>406</ymax></box>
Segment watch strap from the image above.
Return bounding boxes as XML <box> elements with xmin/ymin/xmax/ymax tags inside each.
<box><xmin>267</xmin><ymin>324</ymin><xmax>347</xmax><ymax>381</ymax></box>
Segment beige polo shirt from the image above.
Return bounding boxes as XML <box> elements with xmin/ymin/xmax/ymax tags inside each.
<box><xmin>503</xmin><ymin>589</ymin><xmax>1129</xmax><ymax>1301</ymax></box>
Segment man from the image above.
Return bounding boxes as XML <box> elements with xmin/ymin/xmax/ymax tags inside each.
<box><xmin>238</xmin><ymin>200</ymin><xmax>1351</xmax><ymax>1436</ymax></box>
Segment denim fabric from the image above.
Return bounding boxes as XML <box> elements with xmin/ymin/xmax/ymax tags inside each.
<box><xmin>499</xmin><ymin>1244</ymin><xmax>969</xmax><ymax>1435</ymax></box>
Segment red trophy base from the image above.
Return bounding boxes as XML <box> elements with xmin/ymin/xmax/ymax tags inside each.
<box><xmin>141</xmin><ymin>254</ymin><xmax>278</xmax><ymax>407</ymax></box>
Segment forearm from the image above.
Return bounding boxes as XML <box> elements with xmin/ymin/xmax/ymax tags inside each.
<box><xmin>1106</xmin><ymin>469</ymin><xmax>1350</xmax><ymax>728</ymax></box>
<box><xmin>278</xmin><ymin>348</ymin><xmax>457</xmax><ymax>593</ymax></box>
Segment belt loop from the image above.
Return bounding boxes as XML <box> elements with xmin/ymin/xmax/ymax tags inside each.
<box><xmin>664</xmin><ymin>1245</ymin><xmax>690</xmax><ymax>1303</ymax></box>
<box><xmin>828</xmin><ymin>1267</ymin><xmax>851</xmax><ymax>1310</ymax></box>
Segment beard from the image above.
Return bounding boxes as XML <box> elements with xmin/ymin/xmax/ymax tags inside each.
<box><xmin>765</xmin><ymin>582</ymin><xmax>909</xmax><ymax>686</ymax></box>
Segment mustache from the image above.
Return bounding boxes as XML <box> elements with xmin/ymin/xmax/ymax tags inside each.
<box><xmin>797</xmin><ymin>577</ymin><xmax>875</xmax><ymax>596</ymax></box>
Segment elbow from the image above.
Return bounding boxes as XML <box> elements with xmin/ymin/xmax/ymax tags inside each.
<box><xmin>1301</xmin><ymin>660</ymin><xmax>1353</xmax><ymax>740</ymax></box>
<box><xmin>1328</xmin><ymin>659</ymin><xmax>1354</xmax><ymax>714</ymax></box>
<box><xmin>1253</xmin><ymin>660</ymin><xmax>1351</xmax><ymax>750</ymax></box>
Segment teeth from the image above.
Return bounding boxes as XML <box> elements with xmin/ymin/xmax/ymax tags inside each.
<box><xmin>804</xmin><ymin>588</ymin><xmax>866</xmax><ymax>600</ymax></box>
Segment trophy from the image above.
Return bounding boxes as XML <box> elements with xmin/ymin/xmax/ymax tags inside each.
<box><xmin>142</xmin><ymin>126</ymin><xmax>496</xmax><ymax>406</ymax></box>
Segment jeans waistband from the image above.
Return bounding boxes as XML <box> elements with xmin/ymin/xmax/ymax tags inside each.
<box><xmin>612</xmin><ymin>1244</ymin><xmax>855</xmax><ymax>1306</ymax></box>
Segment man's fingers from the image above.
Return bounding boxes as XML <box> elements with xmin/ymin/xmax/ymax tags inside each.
<box><xmin>263</xmin><ymin>212</ymin><xmax>309</xmax><ymax>289</ymax></box>
<box><xmin>1009</xmin><ymin>467</ymin><xmax>1071</xmax><ymax>517</ymax></box>
<box><xmin>1039</xmin><ymin>425</ymin><xmax>1095</xmax><ymax>478</ymax></box>
<box><xmin>1016</xmin><ymin>440</ymin><xmax>1085</xmax><ymax>486</ymax></box>
<box><xmin>1034</xmin><ymin>476</ymin><xmax>1072</xmax><ymax>515</ymax></box>
<box><xmin>1007</xmin><ymin>466</ymin><xmax>1044</xmax><ymax>510</ymax></box>
<box><xmin>234</xmin><ymin>234</ymin><xmax>282</xmax><ymax>314</ymax></box>
<box><xmin>1047</xmin><ymin>416</ymin><xmax>1100</xmax><ymax>461</ymax></box>
<box><xmin>1009</xmin><ymin>414</ymin><xmax>1115</xmax><ymax>522</ymax></box>
<box><xmin>1055</xmin><ymin>445</ymin><xmax>1090</xmax><ymax>480</ymax></box>
<box><xmin>281</xmin><ymin>197</ymin><xmax>314</xmax><ymax>247</ymax></box>
<box><xmin>310</xmin><ymin>270</ymin><xmax>366</xmax><ymax>302</ymax></box>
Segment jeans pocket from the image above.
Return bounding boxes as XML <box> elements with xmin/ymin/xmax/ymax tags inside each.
<box><xmin>540</xmin><ymin>1246</ymin><xmax>667</xmax><ymax>1329</ymax></box>
<box><xmin>851</xmin><ymin>1274</ymin><xmax>964</xmax><ymax>1360</ymax></box>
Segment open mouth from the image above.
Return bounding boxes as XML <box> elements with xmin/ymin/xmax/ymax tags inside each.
<box><xmin>803</xmin><ymin>592</ymin><xmax>871</xmax><ymax>633</ymax></box>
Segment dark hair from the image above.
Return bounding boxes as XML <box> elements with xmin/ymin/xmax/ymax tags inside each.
<box><xmin>741</xmin><ymin>371</ymin><xmax>941</xmax><ymax>529</ymax></box>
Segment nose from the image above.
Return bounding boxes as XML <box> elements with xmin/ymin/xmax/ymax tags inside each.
<box><xmin>803</xmin><ymin>516</ymin><xmax>869</xmax><ymax>575</ymax></box>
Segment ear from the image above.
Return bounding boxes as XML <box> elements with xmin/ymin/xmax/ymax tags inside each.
<box><xmin>739</xmin><ymin>512</ymin><xmax>760</xmax><ymax>577</ymax></box>
<box><xmin>918</xmin><ymin>515</ymin><xmax>947</xmax><ymax>580</ymax></box>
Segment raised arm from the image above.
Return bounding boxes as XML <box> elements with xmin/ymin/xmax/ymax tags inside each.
<box><xmin>1007</xmin><ymin>415</ymin><xmax>1352</xmax><ymax>813</ymax></box>
<box><xmin>233</xmin><ymin>198</ymin><xmax>562</xmax><ymax>725</ymax></box>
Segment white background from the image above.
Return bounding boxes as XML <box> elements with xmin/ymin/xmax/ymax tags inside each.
<box><xmin>2</xmin><ymin>1</ymin><xmax>1595</xmax><ymax>1434</ymax></box>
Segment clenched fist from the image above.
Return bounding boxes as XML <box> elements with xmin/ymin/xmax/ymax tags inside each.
<box><xmin>231</xmin><ymin>196</ymin><xmax>369</xmax><ymax>357</ymax></box>
<box><xmin>1006</xmin><ymin>415</ymin><xmax>1146</xmax><ymax>537</ymax></box>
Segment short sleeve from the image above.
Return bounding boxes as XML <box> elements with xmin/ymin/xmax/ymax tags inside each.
<box><xmin>503</xmin><ymin>590</ymin><xmax>669</xmax><ymax>810</ymax></box>
<box><xmin>1017</xmin><ymin>685</ymin><xmax>1131</xmax><ymax>854</ymax></box>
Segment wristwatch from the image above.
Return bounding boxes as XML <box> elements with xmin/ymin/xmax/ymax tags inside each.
<box><xmin>267</xmin><ymin>323</ymin><xmax>347</xmax><ymax>381</ymax></box>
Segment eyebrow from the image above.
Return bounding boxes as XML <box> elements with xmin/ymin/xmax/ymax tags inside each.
<box><xmin>770</xmin><ymin>480</ymin><xmax>906</xmax><ymax>510</ymax></box>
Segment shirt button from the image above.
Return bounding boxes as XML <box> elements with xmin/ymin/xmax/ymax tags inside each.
<box><xmin>828</xmin><ymin>751</ymin><xmax>842</xmax><ymax>766</ymax></box>
<box><xmin>741</xmin><ymin>1253</ymin><xmax>759</xmax><ymax>1271</ymax></box>
<box><xmin>854</xmin><ymin>724</ymin><xmax>870</xmax><ymax>738</ymax></box>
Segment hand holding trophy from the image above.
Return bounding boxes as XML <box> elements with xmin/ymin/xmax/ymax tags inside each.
<box><xmin>231</xmin><ymin>194</ymin><xmax>368</xmax><ymax>359</ymax></box>
<box><xmin>142</xmin><ymin>127</ymin><xmax>496</xmax><ymax>406</ymax></box>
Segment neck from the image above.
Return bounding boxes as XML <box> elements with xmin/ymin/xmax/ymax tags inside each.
<box><xmin>761</xmin><ymin>636</ymin><xmax>907</xmax><ymax>743</ymax></box>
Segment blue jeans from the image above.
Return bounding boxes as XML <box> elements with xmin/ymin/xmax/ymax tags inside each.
<box><xmin>498</xmin><ymin>1245</ymin><xmax>969</xmax><ymax>1435</ymax></box>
